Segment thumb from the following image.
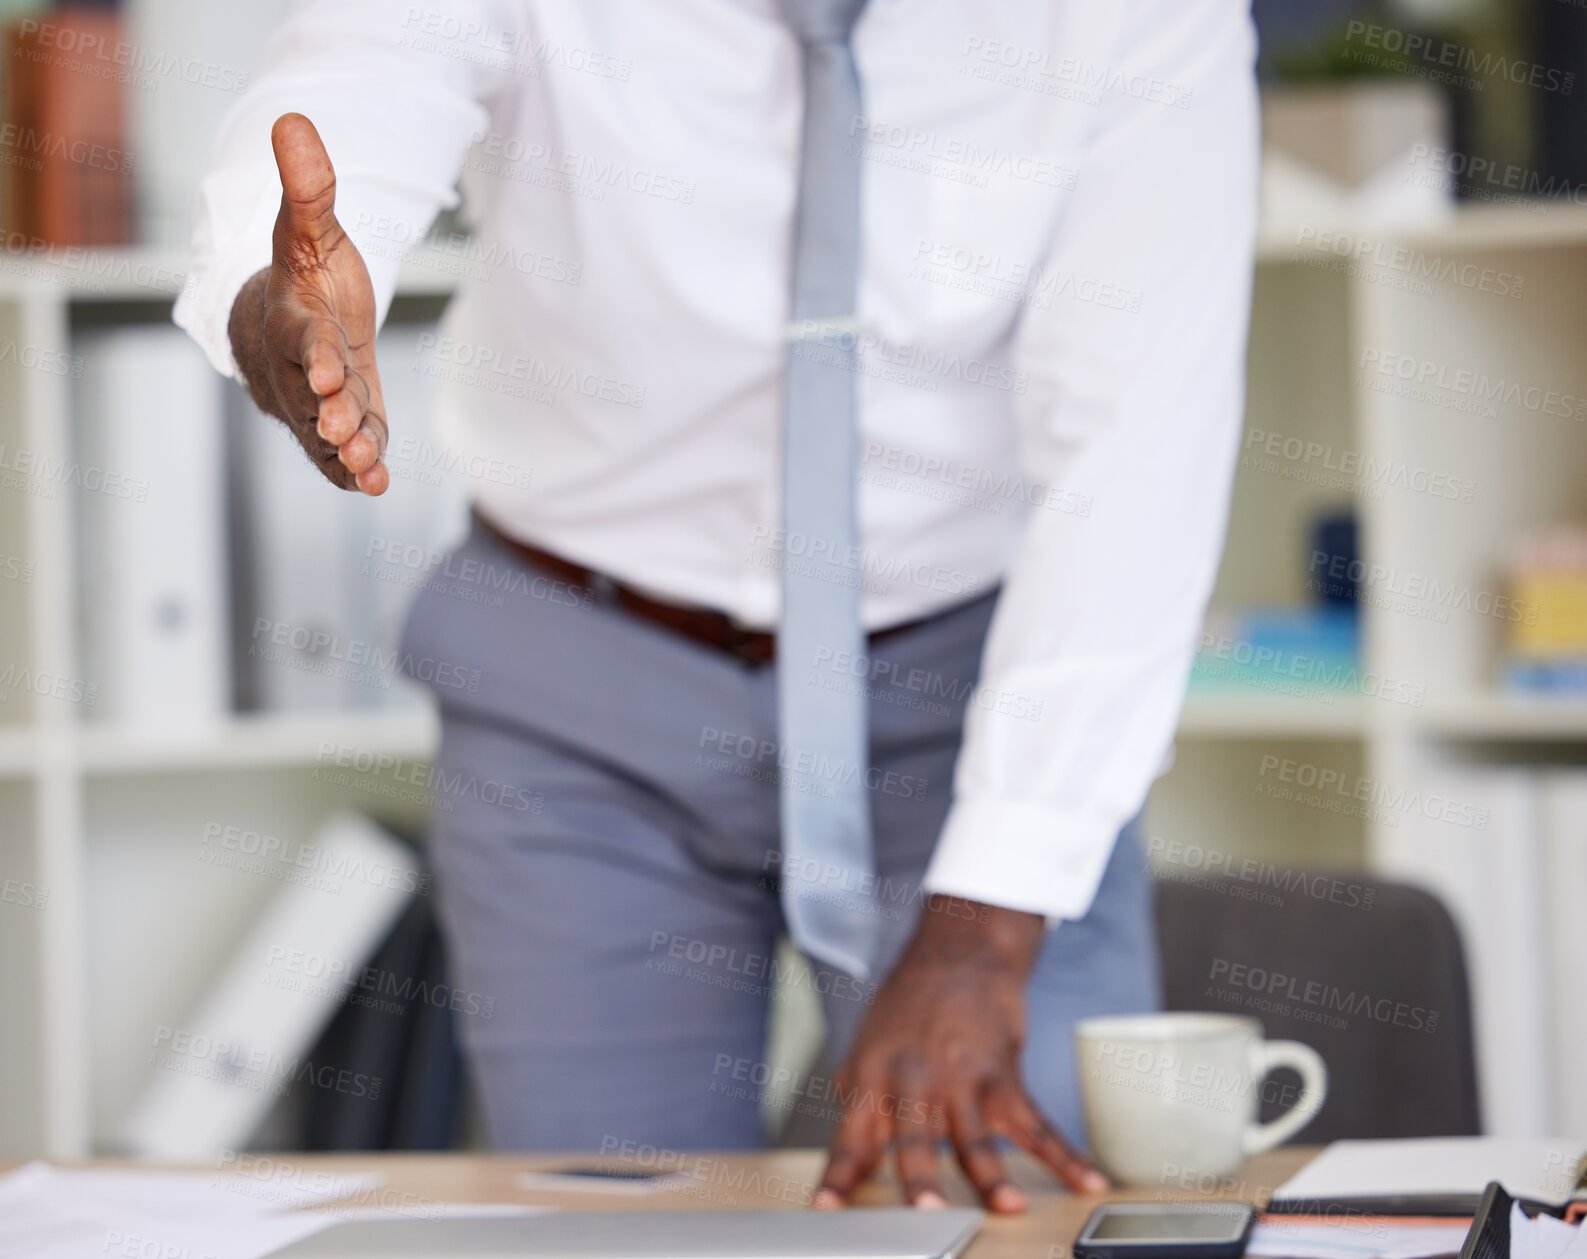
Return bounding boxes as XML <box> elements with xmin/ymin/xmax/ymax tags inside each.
<box><xmin>271</xmin><ymin>112</ymin><xmax>340</xmax><ymax>246</ymax></box>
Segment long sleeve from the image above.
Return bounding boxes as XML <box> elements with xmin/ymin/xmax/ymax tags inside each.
<box><xmin>921</xmin><ymin>0</ymin><xmax>1260</xmax><ymax>919</ymax></box>
<box><xmin>174</xmin><ymin>0</ymin><xmax>513</xmax><ymax>377</ymax></box>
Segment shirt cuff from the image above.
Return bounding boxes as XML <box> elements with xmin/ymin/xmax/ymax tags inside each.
<box><xmin>921</xmin><ymin>795</ymin><xmax>1127</xmax><ymax>924</ymax></box>
<box><xmin>173</xmin><ymin>191</ymin><xmax>278</xmax><ymax>381</ymax></box>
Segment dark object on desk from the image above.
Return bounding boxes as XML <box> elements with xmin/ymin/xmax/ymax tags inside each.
<box><xmin>1459</xmin><ymin>1180</ymin><xmax>1574</xmax><ymax>1259</ymax></box>
<box><xmin>1155</xmin><ymin>875</ymin><xmax>1479</xmax><ymax>1140</ymax></box>
<box><xmin>1075</xmin><ymin>1203</ymin><xmax>1258</xmax><ymax>1259</ymax></box>
<box><xmin>291</xmin><ymin>878</ymin><xmax>468</xmax><ymax>1150</ymax></box>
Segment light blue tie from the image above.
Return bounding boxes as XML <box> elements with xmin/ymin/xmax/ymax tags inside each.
<box><xmin>774</xmin><ymin>0</ymin><xmax>877</xmax><ymax>980</ymax></box>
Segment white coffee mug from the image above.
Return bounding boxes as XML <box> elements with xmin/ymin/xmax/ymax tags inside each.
<box><xmin>1074</xmin><ymin>1013</ymin><xmax>1328</xmax><ymax>1186</ymax></box>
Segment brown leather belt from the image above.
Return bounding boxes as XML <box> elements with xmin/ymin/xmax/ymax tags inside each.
<box><xmin>473</xmin><ymin>509</ymin><xmax>923</xmax><ymax>666</ymax></box>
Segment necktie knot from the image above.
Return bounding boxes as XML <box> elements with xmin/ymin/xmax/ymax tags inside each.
<box><xmin>774</xmin><ymin>0</ymin><xmax>867</xmax><ymax>45</ymax></box>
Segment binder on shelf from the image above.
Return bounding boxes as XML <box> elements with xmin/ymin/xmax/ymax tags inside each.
<box><xmin>232</xmin><ymin>318</ymin><xmax>465</xmax><ymax>716</ymax></box>
<box><xmin>1540</xmin><ymin>773</ymin><xmax>1587</xmax><ymax>1138</ymax></box>
<box><xmin>76</xmin><ymin>326</ymin><xmax>230</xmax><ymax>728</ymax></box>
<box><xmin>1373</xmin><ymin>769</ymin><xmax>1553</xmax><ymax>1139</ymax></box>
<box><xmin>118</xmin><ymin>812</ymin><xmax>422</xmax><ymax>1159</ymax></box>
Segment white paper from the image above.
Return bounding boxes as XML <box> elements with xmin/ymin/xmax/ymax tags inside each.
<box><xmin>0</xmin><ymin>1162</ymin><xmax>376</xmax><ymax>1259</ymax></box>
<box><xmin>1509</xmin><ymin>1202</ymin><xmax>1582</xmax><ymax>1259</ymax></box>
<box><xmin>1249</xmin><ymin>1220</ymin><xmax>1472</xmax><ymax>1259</ymax></box>
<box><xmin>1273</xmin><ymin>1139</ymin><xmax>1587</xmax><ymax>1207</ymax></box>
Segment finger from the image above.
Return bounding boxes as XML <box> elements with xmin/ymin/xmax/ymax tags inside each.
<box><xmin>892</xmin><ymin>1083</ymin><xmax>948</xmax><ymax>1208</ymax></box>
<box><xmin>987</xmin><ymin>1081</ymin><xmax>1108</xmax><ymax>1194</ymax></box>
<box><xmin>271</xmin><ymin>113</ymin><xmax>340</xmax><ymax>246</ymax></box>
<box><xmin>949</xmin><ymin>1093</ymin><xmax>1026</xmax><ymax>1214</ymax></box>
<box><xmin>355</xmin><ymin>458</ymin><xmax>389</xmax><ymax>496</ymax></box>
<box><xmin>296</xmin><ymin>316</ymin><xmax>349</xmax><ymax>399</ymax></box>
<box><xmin>817</xmin><ymin>1082</ymin><xmax>888</xmax><ymax>1209</ymax></box>
<box><xmin>317</xmin><ymin>362</ymin><xmax>369</xmax><ymax>447</ymax></box>
<box><xmin>335</xmin><ymin>372</ymin><xmax>385</xmax><ymax>474</ymax></box>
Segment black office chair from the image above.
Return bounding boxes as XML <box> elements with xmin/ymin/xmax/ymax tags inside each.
<box><xmin>1154</xmin><ymin>871</ymin><xmax>1481</xmax><ymax>1139</ymax></box>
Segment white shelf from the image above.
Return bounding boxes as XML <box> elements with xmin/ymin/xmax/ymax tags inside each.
<box><xmin>1177</xmin><ymin>693</ymin><xmax>1368</xmax><ymax>739</ymax></box>
<box><xmin>0</xmin><ymin>245</ymin><xmax>459</xmax><ymax>303</ymax></box>
<box><xmin>77</xmin><ymin>709</ymin><xmax>439</xmax><ymax>774</ymax></box>
<box><xmin>1417</xmin><ymin>694</ymin><xmax>1587</xmax><ymax>740</ymax></box>
<box><xmin>1254</xmin><ymin>202</ymin><xmax>1587</xmax><ymax>263</ymax></box>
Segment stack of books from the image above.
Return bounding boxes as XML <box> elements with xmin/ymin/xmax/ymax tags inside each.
<box><xmin>1503</xmin><ymin>526</ymin><xmax>1587</xmax><ymax>694</ymax></box>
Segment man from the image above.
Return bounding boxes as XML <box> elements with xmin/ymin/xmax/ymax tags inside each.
<box><xmin>177</xmin><ymin>0</ymin><xmax>1257</xmax><ymax>1212</ymax></box>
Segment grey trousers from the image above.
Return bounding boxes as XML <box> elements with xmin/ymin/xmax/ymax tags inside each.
<box><xmin>399</xmin><ymin>517</ymin><xmax>1161</xmax><ymax>1152</ymax></box>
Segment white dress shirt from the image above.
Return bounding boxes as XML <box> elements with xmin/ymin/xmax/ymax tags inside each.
<box><xmin>177</xmin><ymin>0</ymin><xmax>1259</xmax><ymax>922</ymax></box>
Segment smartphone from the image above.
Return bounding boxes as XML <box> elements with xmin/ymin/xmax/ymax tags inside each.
<box><xmin>1074</xmin><ymin>1202</ymin><xmax>1259</xmax><ymax>1259</ymax></box>
<box><xmin>516</xmin><ymin>1165</ymin><xmax>694</xmax><ymax>1195</ymax></box>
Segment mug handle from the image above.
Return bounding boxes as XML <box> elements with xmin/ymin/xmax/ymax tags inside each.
<box><xmin>1242</xmin><ymin>1039</ymin><xmax>1329</xmax><ymax>1156</ymax></box>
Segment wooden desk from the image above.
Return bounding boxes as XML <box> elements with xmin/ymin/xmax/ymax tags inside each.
<box><xmin>177</xmin><ymin>1147</ymin><xmax>1317</xmax><ymax>1258</ymax></box>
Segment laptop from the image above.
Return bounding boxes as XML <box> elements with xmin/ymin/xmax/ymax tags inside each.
<box><xmin>264</xmin><ymin>1207</ymin><xmax>984</xmax><ymax>1259</ymax></box>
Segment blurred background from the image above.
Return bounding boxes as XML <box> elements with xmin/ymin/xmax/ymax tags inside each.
<box><xmin>0</xmin><ymin>0</ymin><xmax>1585</xmax><ymax>1161</ymax></box>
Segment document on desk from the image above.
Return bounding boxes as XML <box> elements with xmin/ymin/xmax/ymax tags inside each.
<box><xmin>1272</xmin><ymin>1139</ymin><xmax>1587</xmax><ymax>1212</ymax></box>
<box><xmin>1248</xmin><ymin>1218</ymin><xmax>1474</xmax><ymax>1259</ymax></box>
<box><xmin>0</xmin><ymin>1162</ymin><xmax>545</xmax><ymax>1259</ymax></box>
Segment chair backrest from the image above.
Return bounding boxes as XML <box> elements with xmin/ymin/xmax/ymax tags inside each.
<box><xmin>1153</xmin><ymin>872</ymin><xmax>1480</xmax><ymax>1140</ymax></box>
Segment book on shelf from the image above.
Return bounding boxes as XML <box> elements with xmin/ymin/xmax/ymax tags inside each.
<box><xmin>1</xmin><ymin>7</ymin><xmax>134</xmax><ymax>245</ymax></box>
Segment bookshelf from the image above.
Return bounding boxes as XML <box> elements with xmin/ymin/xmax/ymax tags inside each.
<box><xmin>3</xmin><ymin>206</ymin><xmax>1587</xmax><ymax>1155</ymax></box>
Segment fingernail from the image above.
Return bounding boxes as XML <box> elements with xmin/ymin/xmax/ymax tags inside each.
<box><xmin>813</xmin><ymin>1189</ymin><xmax>844</xmax><ymax>1210</ymax></box>
<box><xmin>1081</xmin><ymin>1170</ymin><xmax>1110</xmax><ymax>1194</ymax></box>
<box><xmin>991</xmin><ymin>1184</ymin><xmax>1028</xmax><ymax>1213</ymax></box>
<box><xmin>915</xmin><ymin>1191</ymin><xmax>948</xmax><ymax>1209</ymax></box>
